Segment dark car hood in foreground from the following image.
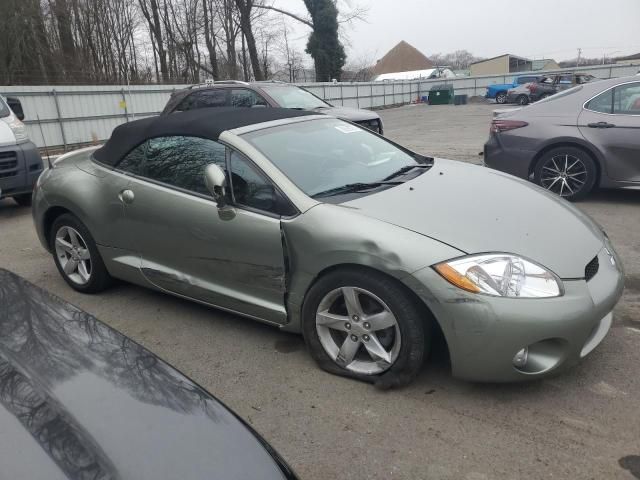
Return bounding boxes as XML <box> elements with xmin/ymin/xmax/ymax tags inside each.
<box><xmin>0</xmin><ymin>270</ymin><xmax>295</xmax><ymax>480</ymax></box>
<box><xmin>344</xmin><ymin>159</ymin><xmax>604</xmax><ymax>279</ymax></box>
<box><xmin>319</xmin><ymin>105</ymin><xmax>380</xmax><ymax>122</ymax></box>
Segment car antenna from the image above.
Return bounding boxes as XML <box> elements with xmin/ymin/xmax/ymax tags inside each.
<box><xmin>36</xmin><ymin>114</ymin><xmax>52</xmax><ymax>169</ymax></box>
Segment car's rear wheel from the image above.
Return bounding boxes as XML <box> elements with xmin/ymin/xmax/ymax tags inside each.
<box><xmin>13</xmin><ymin>193</ymin><xmax>32</xmax><ymax>207</ymax></box>
<box><xmin>302</xmin><ymin>268</ymin><xmax>428</xmax><ymax>389</ymax></box>
<box><xmin>534</xmin><ymin>147</ymin><xmax>597</xmax><ymax>201</ymax></box>
<box><xmin>516</xmin><ymin>95</ymin><xmax>529</xmax><ymax>105</ymax></box>
<box><xmin>539</xmin><ymin>93</ymin><xmax>551</xmax><ymax>100</ymax></box>
<box><xmin>495</xmin><ymin>92</ymin><xmax>507</xmax><ymax>104</ymax></box>
<box><xmin>51</xmin><ymin>214</ymin><xmax>113</xmax><ymax>293</ymax></box>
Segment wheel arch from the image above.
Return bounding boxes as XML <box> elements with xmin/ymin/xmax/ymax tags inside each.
<box><xmin>42</xmin><ymin>206</ymin><xmax>74</xmax><ymax>252</ymax></box>
<box><xmin>529</xmin><ymin>140</ymin><xmax>603</xmax><ymax>185</ymax></box>
<box><xmin>295</xmin><ymin>263</ymin><xmax>449</xmax><ymax>357</ymax></box>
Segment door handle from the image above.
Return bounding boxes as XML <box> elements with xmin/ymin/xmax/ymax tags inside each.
<box><xmin>119</xmin><ymin>189</ymin><xmax>135</xmax><ymax>204</ymax></box>
<box><xmin>587</xmin><ymin>122</ymin><xmax>616</xmax><ymax>129</ymax></box>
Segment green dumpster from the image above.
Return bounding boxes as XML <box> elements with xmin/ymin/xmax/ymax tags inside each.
<box><xmin>428</xmin><ymin>84</ymin><xmax>454</xmax><ymax>105</ymax></box>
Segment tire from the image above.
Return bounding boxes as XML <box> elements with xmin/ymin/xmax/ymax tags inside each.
<box><xmin>13</xmin><ymin>193</ymin><xmax>32</xmax><ymax>207</ymax></box>
<box><xmin>50</xmin><ymin>213</ymin><xmax>113</xmax><ymax>293</ymax></box>
<box><xmin>302</xmin><ymin>267</ymin><xmax>429</xmax><ymax>389</ymax></box>
<box><xmin>539</xmin><ymin>93</ymin><xmax>551</xmax><ymax>100</ymax></box>
<box><xmin>534</xmin><ymin>146</ymin><xmax>597</xmax><ymax>201</ymax></box>
<box><xmin>495</xmin><ymin>92</ymin><xmax>507</xmax><ymax>104</ymax></box>
<box><xmin>516</xmin><ymin>95</ymin><xmax>529</xmax><ymax>105</ymax></box>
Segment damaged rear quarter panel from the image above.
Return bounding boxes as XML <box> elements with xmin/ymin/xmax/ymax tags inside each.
<box><xmin>280</xmin><ymin>203</ymin><xmax>463</xmax><ymax>332</ymax></box>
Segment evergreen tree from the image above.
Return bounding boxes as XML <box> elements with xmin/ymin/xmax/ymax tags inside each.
<box><xmin>303</xmin><ymin>0</ymin><xmax>346</xmax><ymax>81</ymax></box>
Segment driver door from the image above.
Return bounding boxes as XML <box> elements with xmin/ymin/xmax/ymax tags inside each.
<box><xmin>115</xmin><ymin>135</ymin><xmax>291</xmax><ymax>324</ymax></box>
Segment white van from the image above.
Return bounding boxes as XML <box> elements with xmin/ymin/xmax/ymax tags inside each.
<box><xmin>0</xmin><ymin>95</ymin><xmax>43</xmax><ymax>206</ymax></box>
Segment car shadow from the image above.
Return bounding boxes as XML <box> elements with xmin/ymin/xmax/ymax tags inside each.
<box><xmin>0</xmin><ymin>198</ymin><xmax>30</xmax><ymax>218</ymax></box>
<box><xmin>582</xmin><ymin>188</ymin><xmax>640</xmax><ymax>205</ymax></box>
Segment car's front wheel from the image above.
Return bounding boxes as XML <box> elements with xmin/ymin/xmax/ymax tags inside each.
<box><xmin>302</xmin><ymin>268</ymin><xmax>428</xmax><ymax>389</ymax></box>
<box><xmin>516</xmin><ymin>95</ymin><xmax>529</xmax><ymax>105</ymax></box>
<box><xmin>495</xmin><ymin>92</ymin><xmax>507</xmax><ymax>104</ymax></box>
<box><xmin>50</xmin><ymin>214</ymin><xmax>113</xmax><ymax>293</ymax></box>
<box><xmin>534</xmin><ymin>147</ymin><xmax>597</xmax><ymax>201</ymax></box>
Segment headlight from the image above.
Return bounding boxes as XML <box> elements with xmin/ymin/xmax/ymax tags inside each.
<box><xmin>434</xmin><ymin>254</ymin><xmax>563</xmax><ymax>298</ymax></box>
<box><xmin>1</xmin><ymin>114</ymin><xmax>29</xmax><ymax>143</ymax></box>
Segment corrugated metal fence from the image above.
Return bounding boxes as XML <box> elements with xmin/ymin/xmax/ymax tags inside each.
<box><xmin>2</xmin><ymin>63</ymin><xmax>637</xmax><ymax>150</ymax></box>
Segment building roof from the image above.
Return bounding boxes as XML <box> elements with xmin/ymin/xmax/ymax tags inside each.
<box><xmin>94</xmin><ymin>108</ymin><xmax>317</xmax><ymax>166</ymax></box>
<box><xmin>616</xmin><ymin>52</ymin><xmax>640</xmax><ymax>61</ymax></box>
<box><xmin>470</xmin><ymin>54</ymin><xmax>529</xmax><ymax>65</ymax></box>
<box><xmin>372</xmin><ymin>41</ymin><xmax>433</xmax><ymax>76</ymax></box>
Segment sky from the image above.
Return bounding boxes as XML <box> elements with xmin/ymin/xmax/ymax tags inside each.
<box><xmin>274</xmin><ymin>0</ymin><xmax>640</xmax><ymax>66</ymax></box>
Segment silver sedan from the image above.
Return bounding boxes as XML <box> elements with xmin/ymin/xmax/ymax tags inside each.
<box><xmin>33</xmin><ymin>108</ymin><xmax>624</xmax><ymax>387</ymax></box>
<box><xmin>485</xmin><ymin>75</ymin><xmax>640</xmax><ymax>201</ymax></box>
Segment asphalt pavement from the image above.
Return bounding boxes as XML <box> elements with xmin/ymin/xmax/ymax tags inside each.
<box><xmin>1</xmin><ymin>103</ymin><xmax>639</xmax><ymax>479</ymax></box>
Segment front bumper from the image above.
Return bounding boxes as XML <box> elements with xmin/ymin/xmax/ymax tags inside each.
<box><xmin>0</xmin><ymin>141</ymin><xmax>43</xmax><ymax>199</ymax></box>
<box><xmin>404</xmin><ymin>240</ymin><xmax>624</xmax><ymax>382</ymax></box>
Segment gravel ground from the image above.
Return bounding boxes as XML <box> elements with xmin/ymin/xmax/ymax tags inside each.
<box><xmin>1</xmin><ymin>103</ymin><xmax>640</xmax><ymax>480</ymax></box>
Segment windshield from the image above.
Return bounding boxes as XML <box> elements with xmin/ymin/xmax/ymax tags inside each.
<box><xmin>0</xmin><ymin>97</ymin><xmax>10</xmax><ymax>118</ymax></box>
<box><xmin>243</xmin><ymin>118</ymin><xmax>424</xmax><ymax>197</ymax></box>
<box><xmin>260</xmin><ymin>85</ymin><xmax>330</xmax><ymax>109</ymax></box>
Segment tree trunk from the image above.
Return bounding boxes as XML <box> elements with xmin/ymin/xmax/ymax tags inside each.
<box><xmin>202</xmin><ymin>0</ymin><xmax>219</xmax><ymax>80</ymax></box>
<box><xmin>235</xmin><ymin>0</ymin><xmax>264</xmax><ymax>81</ymax></box>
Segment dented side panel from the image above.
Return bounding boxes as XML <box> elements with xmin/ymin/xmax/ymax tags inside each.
<box><xmin>120</xmin><ymin>178</ymin><xmax>288</xmax><ymax>324</ymax></box>
<box><xmin>281</xmin><ymin>203</ymin><xmax>463</xmax><ymax>332</ymax></box>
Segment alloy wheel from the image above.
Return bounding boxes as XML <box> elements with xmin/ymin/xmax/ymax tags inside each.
<box><xmin>315</xmin><ymin>287</ymin><xmax>401</xmax><ymax>375</ymax></box>
<box><xmin>540</xmin><ymin>154</ymin><xmax>588</xmax><ymax>197</ymax></box>
<box><xmin>54</xmin><ymin>226</ymin><xmax>92</xmax><ymax>285</ymax></box>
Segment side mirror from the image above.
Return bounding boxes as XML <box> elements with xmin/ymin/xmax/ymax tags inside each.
<box><xmin>6</xmin><ymin>97</ymin><xmax>24</xmax><ymax>121</ymax></box>
<box><xmin>204</xmin><ymin>164</ymin><xmax>228</xmax><ymax>207</ymax></box>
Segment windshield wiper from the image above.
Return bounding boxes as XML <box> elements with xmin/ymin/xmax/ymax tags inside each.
<box><xmin>382</xmin><ymin>164</ymin><xmax>431</xmax><ymax>181</ymax></box>
<box><xmin>312</xmin><ymin>181</ymin><xmax>403</xmax><ymax>199</ymax></box>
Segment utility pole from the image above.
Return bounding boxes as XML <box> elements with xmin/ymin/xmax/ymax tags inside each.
<box><xmin>576</xmin><ymin>48</ymin><xmax>582</xmax><ymax>67</ymax></box>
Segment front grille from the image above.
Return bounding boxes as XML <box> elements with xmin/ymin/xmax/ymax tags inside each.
<box><xmin>585</xmin><ymin>256</ymin><xmax>599</xmax><ymax>282</ymax></box>
<box><xmin>0</xmin><ymin>152</ymin><xmax>18</xmax><ymax>178</ymax></box>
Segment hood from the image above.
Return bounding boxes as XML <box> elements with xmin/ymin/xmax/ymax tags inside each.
<box><xmin>0</xmin><ymin>270</ymin><xmax>295</xmax><ymax>480</ymax></box>
<box><xmin>320</xmin><ymin>105</ymin><xmax>380</xmax><ymax>122</ymax></box>
<box><xmin>343</xmin><ymin>159</ymin><xmax>604</xmax><ymax>279</ymax></box>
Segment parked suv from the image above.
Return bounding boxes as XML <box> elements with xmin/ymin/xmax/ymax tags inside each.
<box><xmin>162</xmin><ymin>80</ymin><xmax>384</xmax><ymax>134</ymax></box>
<box><xmin>0</xmin><ymin>96</ymin><xmax>43</xmax><ymax>206</ymax></box>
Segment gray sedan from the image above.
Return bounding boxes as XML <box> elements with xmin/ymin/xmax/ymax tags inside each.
<box><xmin>33</xmin><ymin>107</ymin><xmax>624</xmax><ymax>387</ymax></box>
<box><xmin>484</xmin><ymin>75</ymin><xmax>640</xmax><ymax>200</ymax></box>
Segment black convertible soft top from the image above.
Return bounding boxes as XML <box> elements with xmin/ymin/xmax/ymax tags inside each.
<box><xmin>93</xmin><ymin>107</ymin><xmax>318</xmax><ymax>167</ymax></box>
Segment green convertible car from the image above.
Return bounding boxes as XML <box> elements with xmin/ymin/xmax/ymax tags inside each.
<box><xmin>33</xmin><ymin>107</ymin><xmax>624</xmax><ymax>387</ymax></box>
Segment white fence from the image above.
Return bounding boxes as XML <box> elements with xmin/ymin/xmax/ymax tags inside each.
<box><xmin>2</xmin><ymin>63</ymin><xmax>637</xmax><ymax>150</ymax></box>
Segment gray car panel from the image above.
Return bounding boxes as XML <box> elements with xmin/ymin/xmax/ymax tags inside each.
<box><xmin>280</xmin><ymin>202</ymin><xmax>464</xmax><ymax>331</ymax></box>
<box><xmin>344</xmin><ymin>158</ymin><xmax>604</xmax><ymax>279</ymax></box>
<box><xmin>120</xmin><ymin>176</ymin><xmax>288</xmax><ymax>324</ymax></box>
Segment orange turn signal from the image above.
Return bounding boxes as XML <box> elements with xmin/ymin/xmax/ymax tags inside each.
<box><xmin>434</xmin><ymin>263</ymin><xmax>481</xmax><ymax>293</ymax></box>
